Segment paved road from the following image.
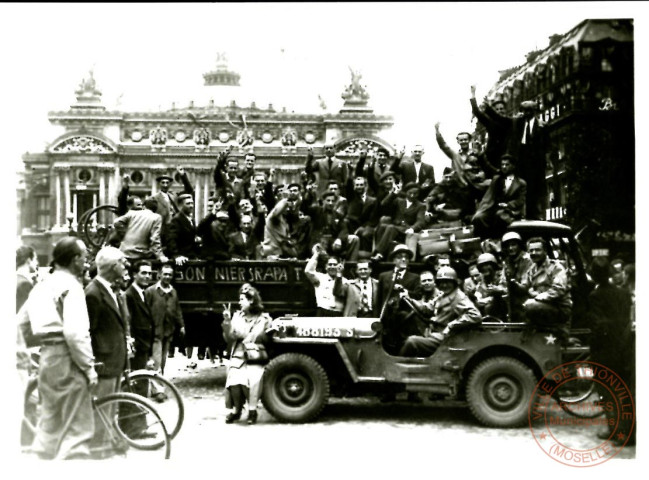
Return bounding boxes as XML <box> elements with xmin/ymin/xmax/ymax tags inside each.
<box><xmin>160</xmin><ymin>354</ymin><xmax>636</xmax><ymax>470</ymax></box>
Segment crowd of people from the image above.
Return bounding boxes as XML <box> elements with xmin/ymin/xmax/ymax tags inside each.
<box><xmin>109</xmin><ymin>92</ymin><xmax>541</xmax><ymax>267</ymax></box>
<box><xmin>17</xmin><ymin>240</ymin><xmax>188</xmax><ymax>459</ymax></box>
<box><xmin>15</xmin><ymin>86</ymin><xmax>636</xmax><ymax>453</ymax></box>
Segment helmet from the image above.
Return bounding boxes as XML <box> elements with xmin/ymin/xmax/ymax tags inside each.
<box><xmin>435</xmin><ymin>266</ymin><xmax>458</xmax><ymax>283</ymax></box>
<box><xmin>502</xmin><ymin>231</ymin><xmax>523</xmax><ymax>245</ymax></box>
<box><xmin>477</xmin><ymin>253</ymin><xmax>499</xmax><ymax>267</ymax></box>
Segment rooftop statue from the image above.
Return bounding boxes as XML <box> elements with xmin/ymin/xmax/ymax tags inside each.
<box><xmin>341</xmin><ymin>66</ymin><xmax>370</xmax><ymax>103</ymax></box>
<box><xmin>75</xmin><ymin>69</ymin><xmax>101</xmax><ymax>97</ymax></box>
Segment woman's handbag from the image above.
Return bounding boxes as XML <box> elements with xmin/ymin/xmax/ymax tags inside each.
<box><xmin>242</xmin><ymin>342</ymin><xmax>269</xmax><ymax>364</ymax></box>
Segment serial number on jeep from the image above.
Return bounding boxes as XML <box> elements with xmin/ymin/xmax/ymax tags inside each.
<box><xmin>295</xmin><ymin>327</ymin><xmax>354</xmax><ymax>338</ymax></box>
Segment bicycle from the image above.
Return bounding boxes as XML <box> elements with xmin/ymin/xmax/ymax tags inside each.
<box><xmin>22</xmin><ymin>369</ymin><xmax>171</xmax><ymax>459</ymax></box>
<box><xmin>120</xmin><ymin>367</ymin><xmax>185</xmax><ymax>440</ymax></box>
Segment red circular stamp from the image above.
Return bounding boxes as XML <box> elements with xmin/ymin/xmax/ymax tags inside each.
<box><xmin>528</xmin><ymin>360</ymin><xmax>635</xmax><ymax>467</ymax></box>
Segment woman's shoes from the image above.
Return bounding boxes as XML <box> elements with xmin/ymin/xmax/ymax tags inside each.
<box><xmin>225</xmin><ymin>411</ymin><xmax>241</xmax><ymax>424</ymax></box>
<box><xmin>247</xmin><ymin>410</ymin><xmax>258</xmax><ymax>425</ymax></box>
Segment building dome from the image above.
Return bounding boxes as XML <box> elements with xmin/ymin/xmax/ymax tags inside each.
<box><xmin>169</xmin><ymin>53</ymin><xmax>277</xmax><ymax>113</ymax></box>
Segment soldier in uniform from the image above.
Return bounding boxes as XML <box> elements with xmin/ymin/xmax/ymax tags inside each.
<box><xmin>399</xmin><ymin>266</ymin><xmax>482</xmax><ymax>357</ymax></box>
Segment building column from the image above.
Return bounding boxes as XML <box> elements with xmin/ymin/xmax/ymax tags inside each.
<box><xmin>99</xmin><ymin>170</ymin><xmax>106</xmax><ymax>206</ymax></box>
<box><xmin>55</xmin><ymin>170</ymin><xmax>62</xmax><ymax>226</ymax></box>
<box><xmin>63</xmin><ymin>169</ymin><xmax>71</xmax><ymax>224</ymax></box>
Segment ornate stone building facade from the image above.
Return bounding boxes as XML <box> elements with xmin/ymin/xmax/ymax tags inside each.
<box><xmin>18</xmin><ymin>59</ymin><xmax>394</xmax><ymax>258</ymax></box>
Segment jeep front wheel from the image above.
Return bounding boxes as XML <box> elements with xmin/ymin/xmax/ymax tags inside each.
<box><xmin>262</xmin><ymin>353</ymin><xmax>330</xmax><ymax>423</ymax></box>
<box><xmin>466</xmin><ymin>356</ymin><xmax>536</xmax><ymax>428</ymax></box>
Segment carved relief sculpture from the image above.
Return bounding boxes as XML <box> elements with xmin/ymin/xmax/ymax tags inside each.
<box><xmin>236</xmin><ymin>129</ymin><xmax>254</xmax><ymax>147</ymax></box>
<box><xmin>193</xmin><ymin>127</ymin><xmax>211</xmax><ymax>146</ymax></box>
<box><xmin>149</xmin><ymin>126</ymin><xmax>168</xmax><ymax>151</ymax></box>
<box><xmin>281</xmin><ymin>129</ymin><xmax>297</xmax><ymax>147</ymax></box>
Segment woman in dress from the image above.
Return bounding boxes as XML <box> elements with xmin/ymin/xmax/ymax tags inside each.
<box><xmin>222</xmin><ymin>284</ymin><xmax>272</xmax><ymax>424</ymax></box>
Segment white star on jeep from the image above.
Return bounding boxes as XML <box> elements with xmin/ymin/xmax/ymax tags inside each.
<box><xmin>545</xmin><ymin>334</ymin><xmax>557</xmax><ymax>345</ymax></box>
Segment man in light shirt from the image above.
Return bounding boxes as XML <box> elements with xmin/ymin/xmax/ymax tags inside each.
<box><xmin>26</xmin><ymin>237</ymin><xmax>97</xmax><ymax>460</ymax></box>
<box><xmin>305</xmin><ymin>244</ymin><xmax>348</xmax><ymax>317</ymax></box>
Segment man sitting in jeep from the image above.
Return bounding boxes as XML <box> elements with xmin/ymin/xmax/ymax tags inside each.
<box><xmin>399</xmin><ymin>266</ymin><xmax>482</xmax><ymax>357</ymax></box>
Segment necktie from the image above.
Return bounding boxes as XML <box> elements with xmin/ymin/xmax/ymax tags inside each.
<box><xmin>361</xmin><ymin>281</ymin><xmax>370</xmax><ymax>311</ymax></box>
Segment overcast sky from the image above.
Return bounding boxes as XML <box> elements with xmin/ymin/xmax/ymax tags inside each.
<box><xmin>1</xmin><ymin>2</ymin><xmax>645</xmax><ymax>180</ymax></box>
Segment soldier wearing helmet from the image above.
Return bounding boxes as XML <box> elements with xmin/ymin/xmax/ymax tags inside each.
<box><xmin>399</xmin><ymin>266</ymin><xmax>481</xmax><ymax>357</ymax></box>
<box><xmin>474</xmin><ymin>253</ymin><xmax>508</xmax><ymax>318</ymax></box>
<box><xmin>501</xmin><ymin>231</ymin><xmax>534</xmax><ymax>321</ymax></box>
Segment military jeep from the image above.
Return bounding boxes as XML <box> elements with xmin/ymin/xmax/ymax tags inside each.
<box><xmin>261</xmin><ymin>315</ymin><xmax>589</xmax><ymax>427</ymax></box>
<box><xmin>260</xmin><ymin>220</ymin><xmax>593</xmax><ymax>427</ymax></box>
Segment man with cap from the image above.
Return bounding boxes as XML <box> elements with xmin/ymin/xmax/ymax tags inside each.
<box><xmin>303</xmin><ymin>188</ymin><xmax>359</xmax><ymax>261</ymax></box>
<box><xmin>25</xmin><ymin>237</ymin><xmax>97</xmax><ymax>459</ymax></box>
<box><xmin>197</xmin><ymin>201</ymin><xmax>232</xmax><ymax>260</ymax></box>
<box><xmin>400</xmin><ymin>266</ymin><xmax>482</xmax><ymax>357</ymax></box>
<box><xmin>152</xmin><ymin>165</ymin><xmax>194</xmax><ymax>235</ymax></box>
<box><xmin>398</xmin><ymin>145</ymin><xmax>435</xmax><ymax>198</ymax></box>
<box><xmin>305</xmin><ymin>144</ymin><xmax>349</xmax><ymax>198</ymax></box>
<box><xmin>472</xmin><ymin>154</ymin><xmax>527</xmax><ymax>238</ymax></box>
<box><xmin>377</xmin><ymin>244</ymin><xmax>421</xmax><ymax>355</ymax></box>
<box><xmin>372</xmin><ymin>182</ymin><xmax>426</xmax><ymax>262</ymax></box>
<box><xmin>362</xmin><ymin>147</ymin><xmax>405</xmax><ymax>196</ymax></box>
<box><xmin>168</xmin><ymin>193</ymin><xmax>200</xmax><ymax>265</ymax></box>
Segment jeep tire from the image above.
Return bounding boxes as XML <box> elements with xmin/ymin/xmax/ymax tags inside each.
<box><xmin>466</xmin><ymin>356</ymin><xmax>536</xmax><ymax>428</ymax></box>
<box><xmin>262</xmin><ymin>353</ymin><xmax>330</xmax><ymax>423</ymax></box>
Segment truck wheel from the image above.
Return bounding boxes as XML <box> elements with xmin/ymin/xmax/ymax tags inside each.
<box><xmin>262</xmin><ymin>353</ymin><xmax>329</xmax><ymax>423</ymax></box>
<box><xmin>466</xmin><ymin>356</ymin><xmax>536</xmax><ymax>428</ymax></box>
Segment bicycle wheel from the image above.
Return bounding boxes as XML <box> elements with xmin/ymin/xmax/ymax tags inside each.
<box><xmin>22</xmin><ymin>377</ymin><xmax>39</xmax><ymax>446</ymax></box>
<box><xmin>121</xmin><ymin>370</ymin><xmax>184</xmax><ymax>439</ymax></box>
<box><xmin>554</xmin><ymin>363</ymin><xmax>604</xmax><ymax>419</ymax></box>
<box><xmin>555</xmin><ymin>362</ymin><xmax>598</xmax><ymax>404</ymax></box>
<box><xmin>94</xmin><ymin>392</ymin><xmax>171</xmax><ymax>458</ymax></box>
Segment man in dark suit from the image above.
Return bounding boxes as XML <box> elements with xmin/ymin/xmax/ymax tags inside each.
<box><xmin>124</xmin><ymin>261</ymin><xmax>155</xmax><ymax>372</ymax></box>
<box><xmin>472</xmin><ymin>155</ymin><xmax>527</xmax><ymax>238</ymax></box>
<box><xmin>151</xmin><ymin>166</ymin><xmax>194</xmax><ymax>246</ymax></box>
<box><xmin>86</xmin><ymin>246</ymin><xmax>130</xmax><ymax>451</ymax></box>
<box><xmin>345</xmin><ymin>176</ymin><xmax>377</xmax><ymax>252</ymax></box>
<box><xmin>377</xmin><ymin>244</ymin><xmax>421</xmax><ymax>355</ymax></box>
<box><xmin>306</xmin><ymin>144</ymin><xmax>349</xmax><ymax>198</ymax></box>
<box><xmin>399</xmin><ymin>145</ymin><xmax>436</xmax><ymax>198</ymax></box>
<box><xmin>471</xmin><ymin>100</ymin><xmax>547</xmax><ymax>220</ymax></box>
<box><xmin>361</xmin><ymin>148</ymin><xmax>404</xmax><ymax>197</ymax></box>
<box><xmin>168</xmin><ymin>193</ymin><xmax>200</xmax><ymax>265</ymax></box>
<box><xmin>198</xmin><ymin>207</ymin><xmax>232</xmax><ymax>260</ymax></box>
<box><xmin>373</xmin><ymin>182</ymin><xmax>426</xmax><ymax>260</ymax></box>
<box><xmin>228</xmin><ymin>214</ymin><xmax>261</xmax><ymax>260</ymax></box>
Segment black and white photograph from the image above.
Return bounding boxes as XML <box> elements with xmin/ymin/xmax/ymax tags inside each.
<box><xmin>1</xmin><ymin>2</ymin><xmax>644</xmax><ymax>476</ymax></box>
